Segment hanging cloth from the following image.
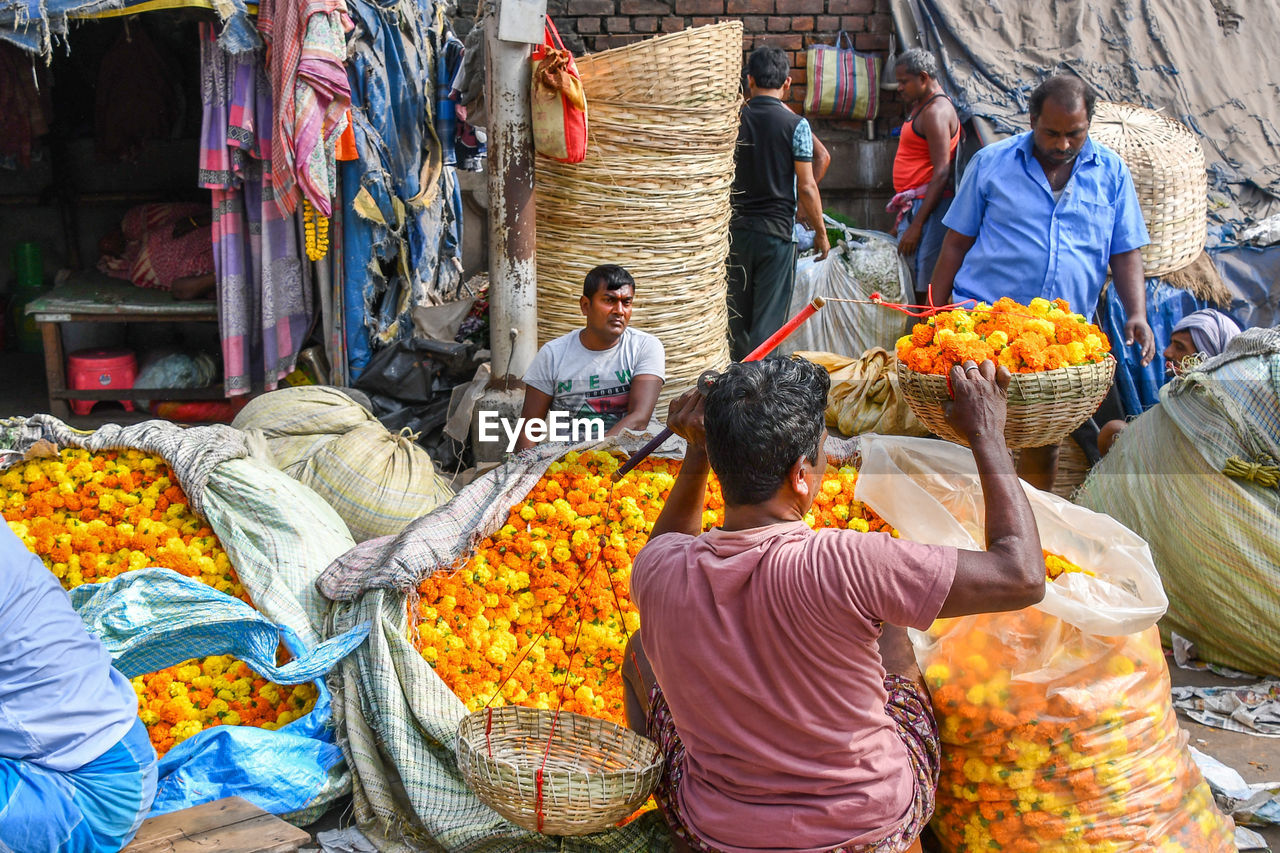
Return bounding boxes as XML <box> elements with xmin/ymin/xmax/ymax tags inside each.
<box><xmin>257</xmin><ymin>0</ymin><xmax>352</xmax><ymax>217</ymax></box>
<box><xmin>198</xmin><ymin>23</ymin><xmax>313</xmax><ymax>396</ymax></box>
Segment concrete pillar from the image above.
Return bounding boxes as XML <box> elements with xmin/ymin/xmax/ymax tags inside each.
<box><xmin>472</xmin><ymin>2</ymin><xmax>539</xmax><ymax>464</ymax></box>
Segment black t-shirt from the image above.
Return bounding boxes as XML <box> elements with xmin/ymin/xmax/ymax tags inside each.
<box><xmin>730</xmin><ymin>96</ymin><xmax>811</xmax><ymax>240</ymax></box>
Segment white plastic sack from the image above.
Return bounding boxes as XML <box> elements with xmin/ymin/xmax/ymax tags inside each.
<box><xmin>855</xmin><ymin>434</ymin><xmax>1167</xmax><ymax>635</ymax></box>
<box><xmin>783</xmin><ymin>220</ymin><xmax>911</xmax><ymax>359</ymax></box>
<box><xmin>853</xmin><ymin>437</ymin><xmax>1240</xmax><ymax>853</ymax></box>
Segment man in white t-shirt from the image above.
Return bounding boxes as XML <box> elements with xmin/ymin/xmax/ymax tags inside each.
<box><xmin>515</xmin><ymin>264</ymin><xmax>665</xmax><ymax>451</ymax></box>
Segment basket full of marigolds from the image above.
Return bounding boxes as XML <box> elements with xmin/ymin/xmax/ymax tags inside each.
<box><xmin>418</xmin><ymin>450</ymin><xmax>892</xmax><ymax>834</ymax></box>
<box><xmin>895</xmin><ymin>297</ymin><xmax>1116</xmax><ymax>448</ymax></box>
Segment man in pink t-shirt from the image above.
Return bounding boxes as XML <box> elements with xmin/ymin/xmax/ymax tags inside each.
<box><xmin>625</xmin><ymin>356</ymin><xmax>1046</xmax><ymax>853</ymax></box>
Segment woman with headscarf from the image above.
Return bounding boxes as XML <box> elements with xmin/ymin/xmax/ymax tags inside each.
<box><xmin>1162</xmin><ymin>309</ymin><xmax>1244</xmax><ymax>376</ymax></box>
<box><xmin>1098</xmin><ymin>309</ymin><xmax>1244</xmax><ymax>455</ymax></box>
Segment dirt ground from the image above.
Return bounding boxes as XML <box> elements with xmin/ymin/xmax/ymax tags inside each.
<box><xmin>1169</xmin><ymin>658</ymin><xmax>1279</xmax><ymax>850</ymax></box>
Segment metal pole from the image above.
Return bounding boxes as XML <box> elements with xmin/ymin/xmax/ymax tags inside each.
<box><xmin>484</xmin><ymin>1</ymin><xmax>538</xmax><ymax>389</ymax></box>
<box><xmin>471</xmin><ymin>1</ymin><xmax>540</xmax><ymax>464</ymax></box>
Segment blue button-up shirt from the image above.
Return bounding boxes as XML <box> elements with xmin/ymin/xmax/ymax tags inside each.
<box><xmin>943</xmin><ymin>131</ymin><xmax>1149</xmax><ymax>315</ymax></box>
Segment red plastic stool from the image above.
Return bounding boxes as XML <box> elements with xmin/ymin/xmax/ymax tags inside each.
<box><xmin>67</xmin><ymin>348</ymin><xmax>138</xmax><ymax>416</ymax></box>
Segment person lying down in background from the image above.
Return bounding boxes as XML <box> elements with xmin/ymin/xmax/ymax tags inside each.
<box><xmin>98</xmin><ymin>203</ymin><xmax>216</xmax><ymax>301</ymax></box>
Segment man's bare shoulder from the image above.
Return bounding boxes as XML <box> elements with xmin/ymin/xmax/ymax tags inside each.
<box><xmin>918</xmin><ymin>95</ymin><xmax>960</xmax><ymax>134</ymax></box>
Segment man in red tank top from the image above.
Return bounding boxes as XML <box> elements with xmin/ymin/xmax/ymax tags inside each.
<box><xmin>889</xmin><ymin>49</ymin><xmax>961</xmax><ymax>302</ymax></box>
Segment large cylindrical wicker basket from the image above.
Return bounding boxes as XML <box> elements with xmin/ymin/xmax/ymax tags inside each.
<box><xmin>456</xmin><ymin>706</ymin><xmax>662</xmax><ymax>836</ymax></box>
<box><xmin>1090</xmin><ymin>102</ymin><xmax>1206</xmax><ymax>277</ymax></box>
<box><xmin>896</xmin><ymin>358</ymin><xmax>1116</xmax><ymax>449</ymax></box>
<box><xmin>535</xmin><ymin>23</ymin><xmax>743</xmax><ymax>413</ymax></box>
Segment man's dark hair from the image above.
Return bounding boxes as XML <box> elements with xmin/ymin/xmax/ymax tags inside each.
<box><xmin>583</xmin><ymin>264</ymin><xmax>635</xmax><ymax>298</ymax></box>
<box><xmin>746</xmin><ymin>46</ymin><xmax>790</xmax><ymax>90</ymax></box>
<box><xmin>703</xmin><ymin>356</ymin><xmax>830</xmax><ymax>505</ymax></box>
<box><xmin>895</xmin><ymin>48</ymin><xmax>938</xmax><ymax>79</ymax></box>
<box><xmin>1029</xmin><ymin>74</ymin><xmax>1096</xmax><ymax>121</ymax></box>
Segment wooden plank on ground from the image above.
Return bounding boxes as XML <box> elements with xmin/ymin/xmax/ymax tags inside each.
<box><xmin>123</xmin><ymin>797</ymin><xmax>309</xmax><ymax>853</ymax></box>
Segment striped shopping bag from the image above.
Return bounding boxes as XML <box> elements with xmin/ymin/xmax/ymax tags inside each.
<box><xmin>804</xmin><ymin>32</ymin><xmax>881</xmax><ymax>120</ymax></box>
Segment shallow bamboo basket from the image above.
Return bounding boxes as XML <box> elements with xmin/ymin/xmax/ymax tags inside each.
<box><xmin>1012</xmin><ymin>436</ymin><xmax>1094</xmax><ymax>500</ymax></box>
<box><xmin>897</xmin><ymin>358</ymin><xmax>1116</xmax><ymax>449</ymax></box>
<box><xmin>535</xmin><ymin>23</ymin><xmax>743</xmax><ymax>412</ymax></box>
<box><xmin>1090</xmin><ymin>102</ymin><xmax>1207</xmax><ymax>277</ymax></box>
<box><xmin>456</xmin><ymin>706</ymin><xmax>661</xmax><ymax>836</ymax></box>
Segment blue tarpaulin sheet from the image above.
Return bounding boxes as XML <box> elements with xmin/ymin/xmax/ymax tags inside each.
<box><xmin>71</xmin><ymin>569</ymin><xmax>370</xmax><ymax>819</ymax></box>
<box><xmin>1</xmin><ymin>0</ymin><xmax>258</xmax><ymax>55</ymax></box>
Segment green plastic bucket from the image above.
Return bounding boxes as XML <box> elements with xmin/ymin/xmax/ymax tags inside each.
<box><xmin>12</xmin><ymin>242</ymin><xmax>43</xmax><ymax>289</ymax></box>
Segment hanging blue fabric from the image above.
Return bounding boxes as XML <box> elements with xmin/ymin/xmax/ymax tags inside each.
<box><xmin>341</xmin><ymin>0</ymin><xmax>464</xmax><ymax>378</ymax></box>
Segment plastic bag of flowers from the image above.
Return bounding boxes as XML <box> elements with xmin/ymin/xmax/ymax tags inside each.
<box><xmin>856</xmin><ymin>435</ymin><xmax>1235</xmax><ymax>852</ymax></box>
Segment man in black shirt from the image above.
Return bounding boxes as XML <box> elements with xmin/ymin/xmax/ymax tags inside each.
<box><xmin>727</xmin><ymin>46</ymin><xmax>830</xmax><ymax>361</ymax></box>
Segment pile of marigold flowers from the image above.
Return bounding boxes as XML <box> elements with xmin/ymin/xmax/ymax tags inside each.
<box><xmin>919</xmin><ymin>610</ymin><xmax>1234</xmax><ymax>851</ymax></box>
<box><xmin>413</xmin><ymin>450</ymin><xmax>893</xmax><ymax>725</ymax></box>
<box><xmin>131</xmin><ymin>656</ymin><xmax>319</xmax><ymax>755</ymax></box>
<box><xmin>896</xmin><ymin>297</ymin><xmax>1111</xmax><ymax>375</ymax></box>
<box><xmin>2</xmin><ymin>448</ymin><xmax>318</xmax><ymax>756</ymax></box>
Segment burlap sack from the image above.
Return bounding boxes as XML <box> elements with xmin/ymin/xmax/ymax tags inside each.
<box><xmin>796</xmin><ymin>349</ymin><xmax>929</xmax><ymax>437</ymax></box>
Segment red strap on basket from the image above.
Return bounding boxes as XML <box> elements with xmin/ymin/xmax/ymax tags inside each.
<box><xmin>535</xmin><ymin>764</ymin><xmax>546</xmax><ymax>834</ymax></box>
<box><xmin>484</xmin><ymin>706</ymin><xmax>493</xmax><ymax>760</ymax></box>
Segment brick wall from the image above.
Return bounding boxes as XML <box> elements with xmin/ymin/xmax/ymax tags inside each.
<box><xmin>546</xmin><ymin>1</ymin><xmax>903</xmax><ymax>137</ymax></box>
<box><xmin>450</xmin><ymin>2</ymin><xmax>905</xmax><ymax>229</ymax></box>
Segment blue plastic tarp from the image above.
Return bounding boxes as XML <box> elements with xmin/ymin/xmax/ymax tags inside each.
<box><xmin>1</xmin><ymin>0</ymin><xmax>258</xmax><ymax>55</ymax></box>
<box><xmin>1210</xmin><ymin>245</ymin><xmax>1280</xmax><ymax>331</ymax></box>
<box><xmin>71</xmin><ymin>569</ymin><xmax>370</xmax><ymax>818</ymax></box>
<box><xmin>1098</xmin><ymin>278</ymin><xmax>1252</xmax><ymax>419</ymax></box>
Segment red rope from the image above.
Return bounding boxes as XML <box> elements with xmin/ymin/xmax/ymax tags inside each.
<box><xmin>859</xmin><ymin>288</ymin><xmax>977</xmax><ymax>318</ymax></box>
<box><xmin>484</xmin><ymin>706</ymin><xmax>493</xmax><ymax>760</ymax></box>
<box><xmin>537</xmin><ymin>588</ymin><xmax>589</xmax><ymax>834</ymax></box>
<box><xmin>482</xmin><ymin>537</ymin><xmax>605</xmax><ymax>709</ymax></box>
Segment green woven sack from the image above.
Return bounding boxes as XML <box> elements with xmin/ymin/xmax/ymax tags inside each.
<box><xmin>1077</xmin><ymin>329</ymin><xmax>1280</xmax><ymax>675</ymax></box>
<box><xmin>295</xmin><ymin>421</ymin><xmax>455</xmax><ymax>543</ymax></box>
<box><xmin>232</xmin><ymin>386</ymin><xmax>378</xmax><ymax>472</ymax></box>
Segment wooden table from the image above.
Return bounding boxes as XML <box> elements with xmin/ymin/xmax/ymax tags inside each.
<box><xmin>25</xmin><ymin>276</ymin><xmax>219</xmax><ymax>422</ymax></box>
<box><xmin>122</xmin><ymin>796</ymin><xmax>311</xmax><ymax>853</ymax></box>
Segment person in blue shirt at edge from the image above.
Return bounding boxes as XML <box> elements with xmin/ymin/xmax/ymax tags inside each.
<box><xmin>928</xmin><ymin>74</ymin><xmax>1157</xmax><ymax>492</ymax></box>
<box><xmin>0</xmin><ymin>522</ymin><xmax>158</xmax><ymax>852</ymax></box>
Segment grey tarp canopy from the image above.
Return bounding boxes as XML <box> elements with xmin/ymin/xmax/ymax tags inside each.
<box><xmin>890</xmin><ymin>0</ymin><xmax>1280</xmax><ymax>236</ymax></box>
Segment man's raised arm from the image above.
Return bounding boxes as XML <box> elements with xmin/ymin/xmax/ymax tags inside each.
<box><xmin>937</xmin><ymin>359</ymin><xmax>1046</xmax><ymax>617</ymax></box>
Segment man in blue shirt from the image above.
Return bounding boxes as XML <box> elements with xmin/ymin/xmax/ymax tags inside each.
<box><xmin>929</xmin><ymin>75</ymin><xmax>1155</xmax><ymax>490</ymax></box>
<box><xmin>1</xmin><ymin>523</ymin><xmax>158</xmax><ymax>852</ymax></box>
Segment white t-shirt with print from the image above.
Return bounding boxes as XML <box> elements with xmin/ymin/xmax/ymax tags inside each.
<box><xmin>524</xmin><ymin>327</ymin><xmax>666</xmax><ymax>429</ymax></box>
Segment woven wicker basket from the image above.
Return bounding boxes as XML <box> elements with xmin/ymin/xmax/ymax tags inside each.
<box><xmin>574</xmin><ymin>23</ymin><xmax>743</xmax><ymax>105</ymax></box>
<box><xmin>536</xmin><ymin>23</ymin><xmax>743</xmax><ymax>414</ymax></box>
<box><xmin>1012</xmin><ymin>436</ymin><xmax>1093</xmax><ymax>500</ymax></box>
<box><xmin>896</xmin><ymin>358</ymin><xmax>1116</xmax><ymax>449</ymax></box>
<box><xmin>456</xmin><ymin>706</ymin><xmax>662</xmax><ymax>836</ymax></box>
<box><xmin>1090</xmin><ymin>102</ymin><xmax>1206</xmax><ymax>277</ymax></box>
